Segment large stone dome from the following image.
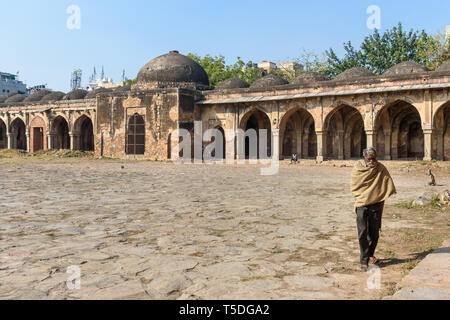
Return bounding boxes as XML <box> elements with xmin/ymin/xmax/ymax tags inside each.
<box><xmin>137</xmin><ymin>51</ymin><xmax>209</xmax><ymax>87</ymax></box>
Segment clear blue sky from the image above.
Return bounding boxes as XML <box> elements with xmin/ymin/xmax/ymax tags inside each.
<box><xmin>1</xmin><ymin>0</ymin><xmax>450</xmax><ymax>92</ymax></box>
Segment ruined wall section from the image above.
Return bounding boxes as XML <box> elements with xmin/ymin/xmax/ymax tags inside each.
<box><xmin>95</xmin><ymin>89</ymin><xmax>180</xmax><ymax>160</ymax></box>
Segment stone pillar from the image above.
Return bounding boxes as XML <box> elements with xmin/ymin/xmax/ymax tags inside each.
<box><xmin>225</xmin><ymin>131</ymin><xmax>235</xmax><ymax>163</ymax></box>
<box><xmin>366</xmin><ymin>130</ymin><xmax>375</xmax><ymax>149</ymax></box>
<box><xmin>296</xmin><ymin>130</ymin><xmax>303</xmax><ymax>158</ymax></box>
<box><xmin>272</xmin><ymin>129</ymin><xmax>280</xmax><ymax>161</ymax></box>
<box><xmin>69</xmin><ymin>133</ymin><xmax>74</xmax><ymax>151</ymax></box>
<box><xmin>6</xmin><ymin>133</ymin><xmax>12</xmax><ymax>149</ymax></box>
<box><xmin>316</xmin><ymin>131</ymin><xmax>326</xmax><ymax>162</ymax></box>
<box><xmin>236</xmin><ymin>129</ymin><xmax>245</xmax><ymax>161</ymax></box>
<box><xmin>338</xmin><ymin>130</ymin><xmax>344</xmax><ymax>160</ymax></box>
<box><xmin>436</xmin><ymin>129</ymin><xmax>444</xmax><ymax>161</ymax></box>
<box><xmin>423</xmin><ymin>129</ymin><xmax>433</xmax><ymax>161</ymax></box>
<box><xmin>47</xmin><ymin>133</ymin><xmax>53</xmax><ymax>150</ymax></box>
<box><xmin>384</xmin><ymin>131</ymin><xmax>391</xmax><ymax>160</ymax></box>
<box><xmin>26</xmin><ymin>131</ymin><xmax>30</xmax><ymax>153</ymax></box>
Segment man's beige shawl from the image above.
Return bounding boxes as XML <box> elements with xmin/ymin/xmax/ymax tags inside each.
<box><xmin>351</xmin><ymin>160</ymin><xmax>397</xmax><ymax>207</ymax></box>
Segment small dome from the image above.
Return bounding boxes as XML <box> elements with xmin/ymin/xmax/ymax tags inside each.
<box><xmin>215</xmin><ymin>77</ymin><xmax>250</xmax><ymax>90</ymax></box>
<box><xmin>334</xmin><ymin>67</ymin><xmax>375</xmax><ymax>81</ymax></box>
<box><xmin>114</xmin><ymin>85</ymin><xmax>131</xmax><ymax>92</ymax></box>
<box><xmin>63</xmin><ymin>89</ymin><xmax>88</xmax><ymax>100</ymax></box>
<box><xmin>0</xmin><ymin>92</ymin><xmax>18</xmax><ymax>103</ymax></box>
<box><xmin>137</xmin><ymin>51</ymin><xmax>209</xmax><ymax>86</ymax></box>
<box><xmin>5</xmin><ymin>94</ymin><xmax>26</xmax><ymax>103</ymax></box>
<box><xmin>23</xmin><ymin>90</ymin><xmax>52</xmax><ymax>103</ymax></box>
<box><xmin>40</xmin><ymin>91</ymin><xmax>65</xmax><ymax>103</ymax></box>
<box><xmin>291</xmin><ymin>72</ymin><xmax>329</xmax><ymax>85</ymax></box>
<box><xmin>250</xmin><ymin>74</ymin><xmax>288</xmax><ymax>89</ymax></box>
<box><xmin>85</xmin><ymin>87</ymin><xmax>112</xmax><ymax>99</ymax></box>
<box><xmin>436</xmin><ymin>60</ymin><xmax>450</xmax><ymax>72</ymax></box>
<box><xmin>383</xmin><ymin>61</ymin><xmax>430</xmax><ymax>76</ymax></box>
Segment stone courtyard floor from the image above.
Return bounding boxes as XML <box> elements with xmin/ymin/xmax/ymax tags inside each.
<box><xmin>0</xmin><ymin>156</ymin><xmax>449</xmax><ymax>300</ymax></box>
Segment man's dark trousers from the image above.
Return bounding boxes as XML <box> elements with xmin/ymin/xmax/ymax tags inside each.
<box><xmin>356</xmin><ymin>201</ymin><xmax>384</xmax><ymax>265</ymax></box>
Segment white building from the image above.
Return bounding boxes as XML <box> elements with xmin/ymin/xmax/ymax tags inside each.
<box><xmin>0</xmin><ymin>72</ymin><xmax>26</xmax><ymax>96</ymax></box>
<box><xmin>87</xmin><ymin>77</ymin><xmax>119</xmax><ymax>91</ymax></box>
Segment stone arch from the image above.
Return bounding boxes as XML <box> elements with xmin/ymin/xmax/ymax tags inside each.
<box><xmin>10</xmin><ymin>118</ymin><xmax>27</xmax><ymax>150</ymax></box>
<box><xmin>432</xmin><ymin>101</ymin><xmax>450</xmax><ymax>160</ymax></box>
<box><xmin>240</xmin><ymin>108</ymin><xmax>272</xmax><ymax>159</ymax></box>
<box><xmin>324</xmin><ymin>105</ymin><xmax>366</xmax><ymax>160</ymax></box>
<box><xmin>376</xmin><ymin>100</ymin><xmax>424</xmax><ymax>159</ymax></box>
<box><xmin>51</xmin><ymin>116</ymin><xmax>70</xmax><ymax>150</ymax></box>
<box><xmin>0</xmin><ymin>118</ymin><xmax>7</xmax><ymax>149</ymax></box>
<box><xmin>279</xmin><ymin>106</ymin><xmax>317</xmax><ymax>159</ymax></box>
<box><xmin>208</xmin><ymin>126</ymin><xmax>226</xmax><ymax>160</ymax></box>
<box><xmin>30</xmin><ymin>116</ymin><xmax>47</xmax><ymax>152</ymax></box>
<box><xmin>73</xmin><ymin>115</ymin><xmax>94</xmax><ymax>151</ymax></box>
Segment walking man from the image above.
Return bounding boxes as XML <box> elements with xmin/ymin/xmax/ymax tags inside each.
<box><xmin>351</xmin><ymin>148</ymin><xmax>396</xmax><ymax>271</ymax></box>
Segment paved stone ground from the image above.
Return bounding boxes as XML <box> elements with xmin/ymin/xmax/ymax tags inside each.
<box><xmin>390</xmin><ymin>240</ymin><xmax>450</xmax><ymax>300</ymax></box>
<box><xmin>0</xmin><ymin>160</ymin><xmax>448</xmax><ymax>300</ymax></box>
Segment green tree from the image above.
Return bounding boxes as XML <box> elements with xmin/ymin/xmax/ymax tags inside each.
<box><xmin>187</xmin><ymin>53</ymin><xmax>267</xmax><ymax>86</ymax></box>
<box><xmin>324</xmin><ymin>23</ymin><xmax>447</xmax><ymax>78</ymax></box>
<box><xmin>123</xmin><ymin>78</ymin><xmax>136</xmax><ymax>85</ymax></box>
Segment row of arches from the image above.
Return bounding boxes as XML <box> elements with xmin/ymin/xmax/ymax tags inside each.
<box><xmin>211</xmin><ymin>100</ymin><xmax>450</xmax><ymax>161</ymax></box>
<box><xmin>0</xmin><ymin>115</ymin><xmax>94</xmax><ymax>152</ymax></box>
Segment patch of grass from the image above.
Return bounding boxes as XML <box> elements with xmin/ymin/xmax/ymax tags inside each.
<box><xmin>431</xmin><ymin>194</ymin><xmax>442</xmax><ymax>209</ymax></box>
<box><xmin>395</xmin><ymin>201</ymin><xmax>413</xmax><ymax>209</ymax></box>
<box><xmin>383</xmin><ymin>249</ymin><xmax>396</xmax><ymax>258</ymax></box>
<box><xmin>272</xmin><ymin>249</ymin><xmax>284</xmax><ymax>254</ymax></box>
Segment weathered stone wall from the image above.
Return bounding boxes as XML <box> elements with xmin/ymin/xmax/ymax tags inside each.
<box><xmin>197</xmin><ymin>75</ymin><xmax>450</xmax><ymax>161</ymax></box>
<box><xmin>95</xmin><ymin>89</ymin><xmax>180</xmax><ymax>160</ymax></box>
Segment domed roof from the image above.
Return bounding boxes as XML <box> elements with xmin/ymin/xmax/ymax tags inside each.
<box><xmin>23</xmin><ymin>90</ymin><xmax>52</xmax><ymax>103</ymax></box>
<box><xmin>40</xmin><ymin>91</ymin><xmax>65</xmax><ymax>103</ymax></box>
<box><xmin>0</xmin><ymin>92</ymin><xmax>18</xmax><ymax>103</ymax></box>
<box><xmin>383</xmin><ymin>61</ymin><xmax>430</xmax><ymax>76</ymax></box>
<box><xmin>137</xmin><ymin>50</ymin><xmax>209</xmax><ymax>86</ymax></box>
<box><xmin>291</xmin><ymin>72</ymin><xmax>329</xmax><ymax>85</ymax></box>
<box><xmin>85</xmin><ymin>87</ymin><xmax>112</xmax><ymax>99</ymax></box>
<box><xmin>250</xmin><ymin>74</ymin><xmax>288</xmax><ymax>89</ymax></box>
<box><xmin>334</xmin><ymin>67</ymin><xmax>375</xmax><ymax>81</ymax></box>
<box><xmin>5</xmin><ymin>94</ymin><xmax>26</xmax><ymax>103</ymax></box>
<box><xmin>215</xmin><ymin>77</ymin><xmax>250</xmax><ymax>90</ymax></box>
<box><xmin>63</xmin><ymin>89</ymin><xmax>88</xmax><ymax>100</ymax></box>
<box><xmin>114</xmin><ymin>85</ymin><xmax>131</xmax><ymax>92</ymax></box>
<box><xmin>436</xmin><ymin>60</ymin><xmax>450</xmax><ymax>72</ymax></box>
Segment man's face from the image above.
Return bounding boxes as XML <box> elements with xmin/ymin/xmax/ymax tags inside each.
<box><xmin>364</xmin><ymin>153</ymin><xmax>377</xmax><ymax>167</ymax></box>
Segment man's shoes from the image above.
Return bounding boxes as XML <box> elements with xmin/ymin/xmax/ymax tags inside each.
<box><xmin>360</xmin><ymin>264</ymin><xmax>368</xmax><ymax>272</ymax></box>
<box><xmin>369</xmin><ymin>256</ymin><xmax>379</xmax><ymax>265</ymax></box>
